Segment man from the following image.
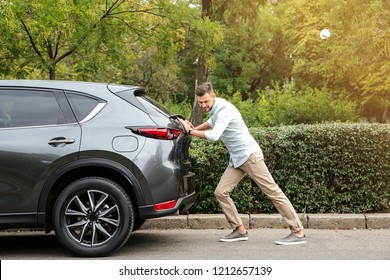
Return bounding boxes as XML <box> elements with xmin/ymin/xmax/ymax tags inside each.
<box><xmin>178</xmin><ymin>82</ymin><xmax>306</xmax><ymax>245</ymax></box>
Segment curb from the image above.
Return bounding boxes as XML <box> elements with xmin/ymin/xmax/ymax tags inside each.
<box><xmin>140</xmin><ymin>213</ymin><xmax>390</xmax><ymax>230</ymax></box>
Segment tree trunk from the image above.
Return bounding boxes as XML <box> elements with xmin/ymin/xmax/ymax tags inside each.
<box><xmin>49</xmin><ymin>66</ymin><xmax>56</xmax><ymax>80</ymax></box>
<box><xmin>190</xmin><ymin>0</ymin><xmax>212</xmax><ymax>126</ymax></box>
<box><xmin>383</xmin><ymin>105</ymin><xmax>388</xmax><ymax>122</ymax></box>
<box><xmin>190</xmin><ymin>57</ymin><xmax>208</xmax><ymax>126</ymax></box>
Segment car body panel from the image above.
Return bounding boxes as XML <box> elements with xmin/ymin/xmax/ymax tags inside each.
<box><xmin>0</xmin><ymin>80</ymin><xmax>196</xmax><ymax>235</ymax></box>
<box><xmin>0</xmin><ymin>124</ymin><xmax>81</xmax><ymax>213</ymax></box>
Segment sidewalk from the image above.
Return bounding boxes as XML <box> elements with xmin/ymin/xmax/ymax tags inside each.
<box><xmin>140</xmin><ymin>213</ymin><xmax>390</xmax><ymax>230</ymax></box>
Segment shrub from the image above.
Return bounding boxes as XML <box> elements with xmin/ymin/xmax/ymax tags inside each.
<box><xmin>227</xmin><ymin>85</ymin><xmax>360</xmax><ymax>127</ymax></box>
<box><xmin>269</xmin><ymin>87</ymin><xmax>360</xmax><ymax>125</ymax></box>
<box><xmin>163</xmin><ymin>86</ymin><xmax>360</xmax><ymax>128</ymax></box>
<box><xmin>188</xmin><ymin>123</ymin><xmax>390</xmax><ymax>214</ymax></box>
<box><xmin>162</xmin><ymin>97</ymin><xmax>193</xmax><ymax>118</ymax></box>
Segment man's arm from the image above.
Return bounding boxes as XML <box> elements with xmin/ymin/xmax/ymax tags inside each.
<box><xmin>178</xmin><ymin>119</ymin><xmax>209</xmax><ymax>139</ymax></box>
<box><xmin>194</xmin><ymin>121</ymin><xmax>211</xmax><ymax>131</ymax></box>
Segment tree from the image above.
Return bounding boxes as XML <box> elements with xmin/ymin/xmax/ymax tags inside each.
<box><xmin>0</xmin><ymin>0</ymin><xmax>182</xmax><ymax>80</ymax></box>
<box><xmin>187</xmin><ymin>0</ymin><xmax>273</xmax><ymax>124</ymax></box>
<box><xmin>185</xmin><ymin>0</ymin><xmax>224</xmax><ymax>125</ymax></box>
<box><xmin>277</xmin><ymin>0</ymin><xmax>390</xmax><ymax>121</ymax></box>
<box><xmin>211</xmin><ymin>0</ymin><xmax>288</xmax><ymax>100</ymax></box>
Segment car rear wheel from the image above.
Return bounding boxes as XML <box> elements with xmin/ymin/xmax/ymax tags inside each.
<box><xmin>133</xmin><ymin>218</ymin><xmax>146</xmax><ymax>231</ymax></box>
<box><xmin>53</xmin><ymin>177</ymin><xmax>134</xmax><ymax>257</ymax></box>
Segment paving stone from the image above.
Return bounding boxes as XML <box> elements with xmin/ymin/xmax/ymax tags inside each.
<box><xmin>250</xmin><ymin>213</ymin><xmax>308</xmax><ymax>229</ymax></box>
<box><xmin>307</xmin><ymin>214</ymin><xmax>366</xmax><ymax>229</ymax></box>
<box><xmin>365</xmin><ymin>213</ymin><xmax>390</xmax><ymax>229</ymax></box>
<box><xmin>140</xmin><ymin>215</ymin><xmax>187</xmax><ymax>229</ymax></box>
<box><xmin>188</xmin><ymin>214</ymin><xmax>249</xmax><ymax>229</ymax></box>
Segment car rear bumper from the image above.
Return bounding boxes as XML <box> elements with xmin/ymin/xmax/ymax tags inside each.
<box><xmin>138</xmin><ymin>191</ymin><xmax>197</xmax><ymax>220</ymax></box>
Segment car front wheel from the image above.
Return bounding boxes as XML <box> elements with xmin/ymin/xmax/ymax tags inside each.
<box><xmin>53</xmin><ymin>177</ymin><xmax>134</xmax><ymax>257</ymax></box>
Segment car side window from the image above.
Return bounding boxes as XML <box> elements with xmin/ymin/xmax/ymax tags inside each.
<box><xmin>66</xmin><ymin>92</ymin><xmax>101</xmax><ymax>122</ymax></box>
<box><xmin>0</xmin><ymin>89</ymin><xmax>65</xmax><ymax>128</ymax></box>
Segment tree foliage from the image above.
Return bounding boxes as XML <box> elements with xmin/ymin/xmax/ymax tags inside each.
<box><xmin>276</xmin><ymin>0</ymin><xmax>390</xmax><ymax>121</ymax></box>
<box><xmin>1</xmin><ymin>0</ymin><xmax>389</xmax><ymax>122</ymax></box>
<box><xmin>211</xmin><ymin>0</ymin><xmax>289</xmax><ymax>100</ymax></box>
<box><xmin>0</xmin><ymin>0</ymin><xmax>189</xmax><ymax>84</ymax></box>
<box><xmin>197</xmin><ymin>0</ymin><xmax>389</xmax><ymax>121</ymax></box>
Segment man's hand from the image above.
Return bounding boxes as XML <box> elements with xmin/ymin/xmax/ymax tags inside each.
<box><xmin>178</xmin><ymin>118</ymin><xmax>193</xmax><ymax>133</ymax></box>
<box><xmin>178</xmin><ymin>118</ymin><xmax>208</xmax><ymax>139</ymax></box>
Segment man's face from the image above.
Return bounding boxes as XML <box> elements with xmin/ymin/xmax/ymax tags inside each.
<box><xmin>197</xmin><ymin>93</ymin><xmax>216</xmax><ymax>112</ymax></box>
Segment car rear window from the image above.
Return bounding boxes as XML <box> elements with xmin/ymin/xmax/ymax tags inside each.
<box><xmin>135</xmin><ymin>95</ymin><xmax>173</xmax><ymax>117</ymax></box>
<box><xmin>111</xmin><ymin>88</ymin><xmax>173</xmax><ymax>119</ymax></box>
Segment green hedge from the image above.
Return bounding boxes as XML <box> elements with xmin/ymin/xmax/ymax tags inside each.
<box><xmin>188</xmin><ymin>123</ymin><xmax>390</xmax><ymax>214</ymax></box>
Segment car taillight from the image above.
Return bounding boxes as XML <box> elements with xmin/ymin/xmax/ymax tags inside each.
<box><xmin>130</xmin><ymin>127</ymin><xmax>182</xmax><ymax>140</ymax></box>
<box><xmin>154</xmin><ymin>200</ymin><xmax>177</xmax><ymax>211</ymax></box>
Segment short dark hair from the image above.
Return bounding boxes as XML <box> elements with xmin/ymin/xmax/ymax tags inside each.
<box><xmin>195</xmin><ymin>82</ymin><xmax>214</xmax><ymax>97</ymax></box>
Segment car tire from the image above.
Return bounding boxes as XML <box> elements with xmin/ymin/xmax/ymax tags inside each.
<box><xmin>133</xmin><ymin>218</ymin><xmax>146</xmax><ymax>231</ymax></box>
<box><xmin>53</xmin><ymin>177</ymin><xmax>134</xmax><ymax>257</ymax></box>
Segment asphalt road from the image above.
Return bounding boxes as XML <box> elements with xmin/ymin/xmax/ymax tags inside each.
<box><xmin>0</xmin><ymin>228</ymin><xmax>389</xmax><ymax>260</ymax></box>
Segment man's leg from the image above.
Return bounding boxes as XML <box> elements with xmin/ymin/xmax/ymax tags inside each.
<box><xmin>240</xmin><ymin>153</ymin><xmax>304</xmax><ymax>233</ymax></box>
<box><xmin>214</xmin><ymin>165</ymin><xmax>246</xmax><ymax>233</ymax></box>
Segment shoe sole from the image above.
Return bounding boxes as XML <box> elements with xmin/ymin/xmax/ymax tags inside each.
<box><xmin>219</xmin><ymin>236</ymin><xmax>249</xmax><ymax>242</ymax></box>
<box><xmin>275</xmin><ymin>240</ymin><xmax>307</xmax><ymax>245</ymax></box>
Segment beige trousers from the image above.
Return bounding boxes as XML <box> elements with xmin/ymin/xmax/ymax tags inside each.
<box><xmin>214</xmin><ymin>152</ymin><xmax>303</xmax><ymax>232</ymax></box>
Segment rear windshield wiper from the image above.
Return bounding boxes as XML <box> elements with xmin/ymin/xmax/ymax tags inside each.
<box><xmin>169</xmin><ymin>114</ymin><xmax>186</xmax><ymax>120</ymax></box>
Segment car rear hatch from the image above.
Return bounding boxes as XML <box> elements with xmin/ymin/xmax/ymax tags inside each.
<box><xmin>107</xmin><ymin>84</ymin><xmax>195</xmax><ymax>203</ymax></box>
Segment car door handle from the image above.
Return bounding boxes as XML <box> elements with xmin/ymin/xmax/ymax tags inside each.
<box><xmin>48</xmin><ymin>137</ymin><xmax>75</xmax><ymax>147</ymax></box>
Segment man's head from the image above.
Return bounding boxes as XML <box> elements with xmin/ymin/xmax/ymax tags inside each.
<box><xmin>195</xmin><ymin>82</ymin><xmax>216</xmax><ymax>113</ymax></box>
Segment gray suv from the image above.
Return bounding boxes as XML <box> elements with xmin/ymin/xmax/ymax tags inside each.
<box><xmin>0</xmin><ymin>80</ymin><xmax>195</xmax><ymax>257</ymax></box>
